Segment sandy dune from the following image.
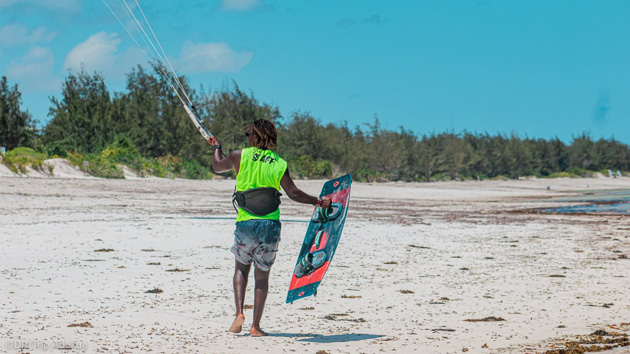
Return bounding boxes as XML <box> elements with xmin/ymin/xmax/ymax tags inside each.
<box><xmin>1</xmin><ymin>176</ymin><xmax>629</xmax><ymax>353</ymax></box>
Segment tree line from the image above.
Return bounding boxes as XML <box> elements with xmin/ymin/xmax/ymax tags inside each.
<box><xmin>1</xmin><ymin>69</ymin><xmax>629</xmax><ymax>181</ymax></box>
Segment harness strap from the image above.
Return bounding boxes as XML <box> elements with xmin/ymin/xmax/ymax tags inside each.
<box><xmin>233</xmin><ymin>187</ymin><xmax>282</xmax><ymax>216</ymax></box>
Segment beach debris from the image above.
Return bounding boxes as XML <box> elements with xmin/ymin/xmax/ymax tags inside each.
<box><xmin>384</xmin><ymin>261</ymin><xmax>398</xmax><ymax>264</ymax></box>
<box><xmin>117</xmin><ymin>266</ymin><xmax>126</xmax><ymax>269</ymax></box>
<box><xmin>94</xmin><ymin>248</ymin><xmax>114</xmax><ymax>252</ymax></box>
<box><xmin>341</xmin><ymin>295</ymin><xmax>362</xmax><ymax>299</ymax></box>
<box><xmin>323</xmin><ymin>314</ymin><xmax>366</xmax><ymax>322</ymax></box>
<box><xmin>482</xmin><ymin>343</ymin><xmax>488</xmax><ymax>348</ymax></box>
<box><xmin>398</xmin><ymin>289</ymin><xmax>414</xmax><ymax>294</ymax></box>
<box><xmin>429</xmin><ymin>300</ymin><xmax>446</xmax><ymax>305</ymax></box>
<box><xmin>431</xmin><ymin>328</ymin><xmax>455</xmax><ymax>332</ymax></box>
<box><xmin>460</xmin><ymin>267</ymin><xmax>470</xmax><ymax>271</ymax></box>
<box><xmin>165</xmin><ymin>268</ymin><xmax>189</xmax><ymax>272</ymax></box>
<box><xmin>147</xmin><ymin>262</ymin><xmax>161</xmax><ymax>265</ymax></box>
<box><xmin>464</xmin><ymin>316</ymin><xmax>505</xmax><ymax>322</ymax></box>
<box><xmin>408</xmin><ymin>244</ymin><xmax>431</xmax><ymax>249</ymax></box>
<box><xmin>68</xmin><ymin>322</ymin><xmax>93</xmax><ymax>328</ymax></box>
<box><xmin>141</xmin><ymin>249</ymin><xmax>156</xmax><ymax>252</ymax></box>
<box><xmin>145</xmin><ymin>288</ymin><xmax>163</xmax><ymax>294</ymax></box>
<box><xmin>83</xmin><ymin>259</ymin><xmax>105</xmax><ymax>262</ymax></box>
<box><xmin>549</xmin><ymin>274</ymin><xmax>566</xmax><ymax>278</ymax></box>
<box><xmin>244</xmin><ymin>305</ymin><xmax>254</xmax><ymax>309</ymax></box>
<box><xmin>586</xmin><ymin>303</ymin><xmax>613</xmax><ymax>308</ymax></box>
<box><xmin>462</xmin><ymin>348</ymin><xmax>469</xmax><ymax>352</ymax></box>
<box><xmin>316</xmin><ymin>351</ymin><xmax>330</xmax><ymax>354</ymax></box>
<box><xmin>300</xmin><ymin>307</ymin><xmax>315</xmax><ymax>311</ymax></box>
<box><xmin>545</xmin><ymin>329</ymin><xmax>629</xmax><ymax>353</ymax></box>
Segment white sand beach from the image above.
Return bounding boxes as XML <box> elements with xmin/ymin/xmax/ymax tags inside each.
<box><xmin>1</xmin><ymin>174</ymin><xmax>629</xmax><ymax>353</ymax></box>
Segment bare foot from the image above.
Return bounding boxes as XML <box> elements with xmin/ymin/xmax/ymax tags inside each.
<box><xmin>249</xmin><ymin>327</ymin><xmax>268</xmax><ymax>337</ymax></box>
<box><xmin>229</xmin><ymin>314</ymin><xmax>245</xmax><ymax>333</ymax></box>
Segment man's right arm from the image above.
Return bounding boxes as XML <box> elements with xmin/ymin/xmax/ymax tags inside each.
<box><xmin>210</xmin><ymin>137</ymin><xmax>241</xmax><ymax>174</ymax></box>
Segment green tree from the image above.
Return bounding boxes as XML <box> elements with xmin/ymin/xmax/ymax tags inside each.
<box><xmin>0</xmin><ymin>76</ymin><xmax>36</xmax><ymax>150</ymax></box>
<box><xmin>44</xmin><ymin>70</ymin><xmax>113</xmax><ymax>153</ymax></box>
<box><xmin>199</xmin><ymin>82</ymin><xmax>281</xmax><ymax>154</ymax></box>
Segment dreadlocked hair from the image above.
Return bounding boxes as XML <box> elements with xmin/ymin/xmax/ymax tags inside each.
<box><xmin>248</xmin><ymin>119</ymin><xmax>278</xmax><ymax>150</ymax></box>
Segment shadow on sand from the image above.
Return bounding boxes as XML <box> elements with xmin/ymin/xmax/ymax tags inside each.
<box><xmin>267</xmin><ymin>333</ymin><xmax>384</xmax><ymax>343</ymax></box>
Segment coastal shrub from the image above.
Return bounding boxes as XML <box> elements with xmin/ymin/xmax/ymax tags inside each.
<box><xmin>67</xmin><ymin>150</ymin><xmax>123</xmax><ymax>178</ymax></box>
<box><xmin>44</xmin><ymin>142</ymin><xmax>68</xmax><ymax>158</ymax></box>
<box><xmin>353</xmin><ymin>166</ymin><xmax>381</xmax><ymax>182</ymax></box>
<box><xmin>182</xmin><ymin>159</ymin><xmax>212</xmax><ymax>179</ymax></box>
<box><xmin>547</xmin><ymin>172</ymin><xmax>572</xmax><ymax>178</ymax></box>
<box><xmin>567</xmin><ymin>168</ymin><xmax>593</xmax><ymax>178</ymax></box>
<box><xmin>101</xmin><ymin>136</ymin><xmax>149</xmax><ymax>176</ymax></box>
<box><xmin>290</xmin><ymin>155</ymin><xmax>334</xmax><ymax>179</ymax></box>
<box><xmin>3</xmin><ymin>147</ymin><xmax>47</xmax><ymax>174</ymax></box>
<box><xmin>490</xmin><ymin>175</ymin><xmax>510</xmax><ymax>181</ymax></box>
<box><xmin>85</xmin><ymin>154</ymin><xmax>124</xmax><ymax>178</ymax></box>
<box><xmin>154</xmin><ymin>155</ymin><xmax>181</xmax><ymax>178</ymax></box>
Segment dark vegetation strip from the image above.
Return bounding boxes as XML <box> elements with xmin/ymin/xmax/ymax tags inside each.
<box><xmin>1</xmin><ymin>72</ymin><xmax>629</xmax><ymax>181</ymax></box>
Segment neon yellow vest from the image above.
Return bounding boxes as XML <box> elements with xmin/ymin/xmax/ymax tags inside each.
<box><xmin>236</xmin><ymin>147</ymin><xmax>288</xmax><ymax>222</ymax></box>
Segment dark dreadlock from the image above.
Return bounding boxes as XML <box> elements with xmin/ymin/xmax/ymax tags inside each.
<box><xmin>247</xmin><ymin>119</ymin><xmax>277</xmax><ymax>150</ymax></box>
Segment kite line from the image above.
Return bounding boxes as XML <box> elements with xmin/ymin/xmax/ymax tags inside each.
<box><xmin>101</xmin><ymin>0</ymin><xmax>216</xmax><ymax>146</ymax></box>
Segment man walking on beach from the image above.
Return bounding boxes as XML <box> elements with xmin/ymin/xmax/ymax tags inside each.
<box><xmin>210</xmin><ymin>119</ymin><xmax>331</xmax><ymax>336</ymax></box>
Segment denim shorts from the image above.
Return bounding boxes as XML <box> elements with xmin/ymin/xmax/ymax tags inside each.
<box><xmin>230</xmin><ymin>220</ymin><xmax>281</xmax><ymax>271</ymax></box>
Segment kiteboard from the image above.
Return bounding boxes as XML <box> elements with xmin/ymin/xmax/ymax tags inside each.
<box><xmin>286</xmin><ymin>174</ymin><xmax>352</xmax><ymax>303</ymax></box>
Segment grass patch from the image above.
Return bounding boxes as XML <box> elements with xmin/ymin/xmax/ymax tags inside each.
<box><xmin>3</xmin><ymin>147</ymin><xmax>50</xmax><ymax>174</ymax></box>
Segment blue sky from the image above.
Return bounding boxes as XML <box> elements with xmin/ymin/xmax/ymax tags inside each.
<box><xmin>1</xmin><ymin>0</ymin><xmax>629</xmax><ymax>143</ymax></box>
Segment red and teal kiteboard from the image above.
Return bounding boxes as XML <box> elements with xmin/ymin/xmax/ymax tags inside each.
<box><xmin>286</xmin><ymin>174</ymin><xmax>352</xmax><ymax>303</ymax></box>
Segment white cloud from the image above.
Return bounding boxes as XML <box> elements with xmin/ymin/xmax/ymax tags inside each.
<box><xmin>64</xmin><ymin>32</ymin><xmax>121</xmax><ymax>73</ymax></box>
<box><xmin>64</xmin><ymin>33</ymin><xmax>252</xmax><ymax>80</ymax></box>
<box><xmin>0</xmin><ymin>24</ymin><xmax>56</xmax><ymax>47</ymax></box>
<box><xmin>220</xmin><ymin>0</ymin><xmax>262</xmax><ymax>11</ymax></box>
<box><xmin>6</xmin><ymin>46</ymin><xmax>60</xmax><ymax>92</ymax></box>
<box><xmin>64</xmin><ymin>32</ymin><xmax>146</xmax><ymax>79</ymax></box>
<box><xmin>0</xmin><ymin>0</ymin><xmax>80</xmax><ymax>13</ymax></box>
<box><xmin>178</xmin><ymin>41</ymin><xmax>252</xmax><ymax>73</ymax></box>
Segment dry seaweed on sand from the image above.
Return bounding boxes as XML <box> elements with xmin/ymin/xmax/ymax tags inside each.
<box><xmin>323</xmin><ymin>314</ymin><xmax>366</xmax><ymax>322</ymax></box>
<box><xmin>165</xmin><ymin>268</ymin><xmax>189</xmax><ymax>272</ymax></box>
<box><xmin>94</xmin><ymin>248</ymin><xmax>114</xmax><ymax>252</ymax></box>
<box><xmin>145</xmin><ymin>288</ymin><xmax>163</xmax><ymax>294</ymax></box>
<box><xmin>68</xmin><ymin>322</ymin><xmax>93</xmax><ymax>328</ymax></box>
<box><xmin>464</xmin><ymin>316</ymin><xmax>505</xmax><ymax>322</ymax></box>
<box><xmin>408</xmin><ymin>244</ymin><xmax>431</xmax><ymax>249</ymax></box>
<box><xmin>545</xmin><ymin>330</ymin><xmax>629</xmax><ymax>353</ymax></box>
